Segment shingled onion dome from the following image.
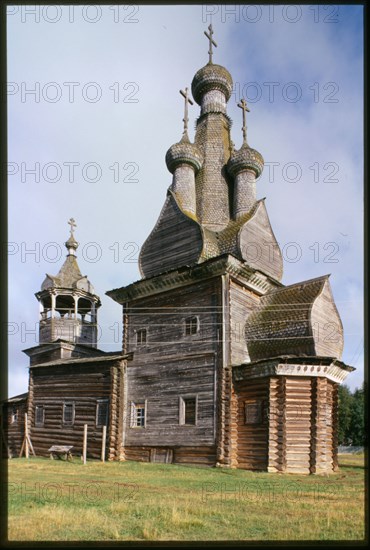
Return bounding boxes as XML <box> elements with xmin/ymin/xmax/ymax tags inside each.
<box><xmin>65</xmin><ymin>232</ymin><xmax>79</xmax><ymax>256</ymax></box>
<box><xmin>228</xmin><ymin>143</ymin><xmax>264</xmax><ymax>219</ymax></box>
<box><xmin>227</xmin><ymin>97</ymin><xmax>265</xmax><ymax>219</ymax></box>
<box><xmin>228</xmin><ymin>142</ymin><xmax>264</xmax><ymax>179</ymax></box>
<box><xmin>165</xmin><ymin>134</ymin><xmax>203</xmax><ymax>218</ymax></box>
<box><xmin>191</xmin><ymin>63</ymin><xmax>233</xmax><ymax>115</ymax></box>
<box><xmin>165</xmin><ymin>133</ymin><xmax>203</xmax><ymax>174</ymax></box>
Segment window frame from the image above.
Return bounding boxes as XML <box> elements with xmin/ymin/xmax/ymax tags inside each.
<box><xmin>136</xmin><ymin>328</ymin><xmax>147</xmax><ymax>346</ymax></box>
<box><xmin>96</xmin><ymin>399</ymin><xmax>109</xmax><ymax>428</ymax></box>
<box><xmin>244</xmin><ymin>400</ymin><xmax>263</xmax><ymax>425</ymax></box>
<box><xmin>62</xmin><ymin>402</ymin><xmax>75</xmax><ymax>426</ymax></box>
<box><xmin>10</xmin><ymin>406</ymin><xmax>18</xmax><ymax>424</ymax></box>
<box><xmin>179</xmin><ymin>394</ymin><xmax>198</xmax><ymax>426</ymax></box>
<box><xmin>35</xmin><ymin>404</ymin><xmax>45</xmax><ymax>427</ymax></box>
<box><xmin>130</xmin><ymin>400</ymin><xmax>147</xmax><ymax>428</ymax></box>
<box><xmin>184</xmin><ymin>316</ymin><xmax>199</xmax><ymax>336</ymax></box>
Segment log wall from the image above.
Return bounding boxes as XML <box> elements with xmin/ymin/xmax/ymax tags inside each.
<box><xmin>285</xmin><ymin>377</ymin><xmax>312</xmax><ymax>473</ymax></box>
<box><xmin>28</xmin><ymin>361</ymin><xmax>123</xmax><ymax>459</ymax></box>
<box><xmin>233</xmin><ymin>375</ymin><xmax>339</xmax><ymax>474</ymax></box>
<box><xmin>124</xmin><ymin>445</ymin><xmax>216</xmax><ymax>466</ymax></box>
<box><xmin>310</xmin><ymin>377</ymin><xmax>337</xmax><ymax>473</ymax></box>
<box><xmin>233</xmin><ymin>377</ymin><xmax>269</xmax><ymax>471</ymax></box>
<box><xmin>123</xmin><ymin>278</ymin><xmax>222</xmax><ymax>452</ymax></box>
<box><xmin>124</xmin><ymin>278</ymin><xmax>221</xmax><ymax>361</ymax></box>
<box><xmin>124</xmin><ymin>354</ymin><xmax>216</xmax><ymax>447</ymax></box>
<box><xmin>2</xmin><ymin>398</ymin><xmax>28</xmax><ymax>458</ymax></box>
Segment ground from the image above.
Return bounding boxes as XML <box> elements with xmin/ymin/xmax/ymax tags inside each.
<box><xmin>4</xmin><ymin>454</ymin><xmax>365</xmax><ymax>542</ymax></box>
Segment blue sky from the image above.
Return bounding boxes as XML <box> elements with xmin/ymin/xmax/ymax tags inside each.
<box><xmin>7</xmin><ymin>4</ymin><xmax>364</xmax><ymax>395</ymax></box>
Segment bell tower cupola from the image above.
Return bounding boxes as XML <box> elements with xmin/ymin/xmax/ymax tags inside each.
<box><xmin>24</xmin><ymin>219</ymin><xmax>102</xmax><ymax>366</ymax></box>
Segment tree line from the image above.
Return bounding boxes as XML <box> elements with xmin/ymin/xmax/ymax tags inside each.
<box><xmin>338</xmin><ymin>383</ymin><xmax>365</xmax><ymax>446</ymax></box>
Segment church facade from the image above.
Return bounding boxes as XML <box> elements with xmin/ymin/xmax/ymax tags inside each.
<box><xmin>3</xmin><ymin>27</ymin><xmax>353</xmax><ymax>473</ymax></box>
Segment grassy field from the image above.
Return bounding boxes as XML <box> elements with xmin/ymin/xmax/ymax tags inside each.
<box><xmin>4</xmin><ymin>454</ymin><xmax>365</xmax><ymax>542</ymax></box>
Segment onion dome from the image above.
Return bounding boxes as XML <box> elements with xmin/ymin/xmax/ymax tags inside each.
<box><xmin>191</xmin><ymin>63</ymin><xmax>233</xmax><ymax>105</ymax></box>
<box><xmin>165</xmin><ymin>134</ymin><xmax>203</xmax><ymax>174</ymax></box>
<box><xmin>227</xmin><ymin>143</ymin><xmax>264</xmax><ymax>178</ymax></box>
<box><xmin>65</xmin><ymin>233</ymin><xmax>79</xmax><ymax>256</ymax></box>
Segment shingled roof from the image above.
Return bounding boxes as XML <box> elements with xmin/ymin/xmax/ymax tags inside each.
<box><xmin>245</xmin><ymin>275</ymin><xmax>344</xmax><ymax>361</ymax></box>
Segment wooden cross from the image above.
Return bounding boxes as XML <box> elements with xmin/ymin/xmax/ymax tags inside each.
<box><xmin>180</xmin><ymin>88</ymin><xmax>193</xmax><ymax>135</ymax></box>
<box><xmin>204</xmin><ymin>24</ymin><xmax>217</xmax><ymax>63</ymax></box>
<box><xmin>68</xmin><ymin>217</ymin><xmax>77</xmax><ymax>236</ymax></box>
<box><xmin>237</xmin><ymin>98</ymin><xmax>250</xmax><ymax>144</ymax></box>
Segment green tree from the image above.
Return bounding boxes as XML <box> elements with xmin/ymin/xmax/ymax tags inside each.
<box><xmin>349</xmin><ymin>385</ymin><xmax>365</xmax><ymax>446</ymax></box>
<box><xmin>338</xmin><ymin>384</ymin><xmax>353</xmax><ymax>445</ymax></box>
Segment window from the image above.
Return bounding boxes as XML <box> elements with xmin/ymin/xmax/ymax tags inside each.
<box><xmin>244</xmin><ymin>400</ymin><xmax>262</xmax><ymax>425</ymax></box>
<box><xmin>136</xmin><ymin>328</ymin><xmax>147</xmax><ymax>345</ymax></box>
<box><xmin>179</xmin><ymin>396</ymin><xmax>197</xmax><ymax>425</ymax></box>
<box><xmin>96</xmin><ymin>400</ymin><xmax>109</xmax><ymax>427</ymax></box>
<box><xmin>185</xmin><ymin>316</ymin><xmax>199</xmax><ymax>336</ymax></box>
<box><xmin>63</xmin><ymin>402</ymin><xmax>75</xmax><ymax>426</ymax></box>
<box><xmin>10</xmin><ymin>406</ymin><xmax>18</xmax><ymax>424</ymax></box>
<box><xmin>35</xmin><ymin>405</ymin><xmax>45</xmax><ymax>427</ymax></box>
<box><xmin>130</xmin><ymin>402</ymin><xmax>146</xmax><ymax>428</ymax></box>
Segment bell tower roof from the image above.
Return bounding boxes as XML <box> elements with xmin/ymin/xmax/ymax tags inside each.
<box><xmin>32</xmin><ymin>219</ymin><xmax>101</xmax><ymax>356</ymax></box>
<box><xmin>40</xmin><ymin>219</ymin><xmax>96</xmax><ymax>295</ymax></box>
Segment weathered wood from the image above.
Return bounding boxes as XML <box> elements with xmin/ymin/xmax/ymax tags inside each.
<box><xmin>139</xmin><ymin>194</ymin><xmax>203</xmax><ymax>278</ymax></box>
<box><xmin>28</xmin><ymin>360</ymin><xmax>121</xmax><ymax>459</ymax></box>
<box><xmin>48</xmin><ymin>445</ymin><xmax>73</xmax><ymax>460</ymax></box>
<box><xmin>2</xmin><ymin>396</ymin><xmax>27</xmax><ymax>458</ymax></box>
<box><xmin>83</xmin><ymin>424</ymin><xmax>87</xmax><ymax>464</ymax></box>
<box><xmin>233</xmin><ymin>377</ymin><xmax>269</xmax><ymax>471</ymax></box>
<box><xmin>229</xmin><ymin>278</ymin><xmax>260</xmax><ymax>365</ymax></box>
<box><xmin>101</xmin><ymin>425</ymin><xmax>106</xmax><ymax>462</ymax></box>
<box><xmin>0</xmin><ymin>416</ymin><xmax>11</xmax><ymax>458</ymax></box>
<box><xmin>239</xmin><ymin>200</ymin><xmax>283</xmax><ymax>280</ymax></box>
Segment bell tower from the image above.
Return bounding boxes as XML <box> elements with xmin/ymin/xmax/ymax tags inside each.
<box><xmin>24</xmin><ymin>219</ymin><xmax>103</xmax><ymax>366</ymax></box>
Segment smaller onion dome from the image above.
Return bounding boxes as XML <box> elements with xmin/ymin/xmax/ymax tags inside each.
<box><xmin>65</xmin><ymin>233</ymin><xmax>79</xmax><ymax>255</ymax></box>
<box><xmin>165</xmin><ymin>134</ymin><xmax>203</xmax><ymax>174</ymax></box>
<box><xmin>227</xmin><ymin>143</ymin><xmax>264</xmax><ymax>179</ymax></box>
<box><xmin>191</xmin><ymin>63</ymin><xmax>233</xmax><ymax>106</ymax></box>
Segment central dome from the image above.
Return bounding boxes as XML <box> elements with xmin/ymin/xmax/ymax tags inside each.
<box><xmin>191</xmin><ymin>62</ymin><xmax>233</xmax><ymax>105</ymax></box>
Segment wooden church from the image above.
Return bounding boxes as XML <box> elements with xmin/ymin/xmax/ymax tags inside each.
<box><xmin>3</xmin><ymin>26</ymin><xmax>354</xmax><ymax>473</ymax></box>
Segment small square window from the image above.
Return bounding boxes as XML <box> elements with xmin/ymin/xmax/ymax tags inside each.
<box><xmin>136</xmin><ymin>329</ymin><xmax>147</xmax><ymax>345</ymax></box>
<box><xmin>96</xmin><ymin>400</ymin><xmax>109</xmax><ymax>427</ymax></box>
<box><xmin>130</xmin><ymin>402</ymin><xmax>146</xmax><ymax>428</ymax></box>
<box><xmin>35</xmin><ymin>405</ymin><xmax>45</xmax><ymax>427</ymax></box>
<box><xmin>179</xmin><ymin>396</ymin><xmax>197</xmax><ymax>425</ymax></box>
<box><xmin>10</xmin><ymin>406</ymin><xmax>18</xmax><ymax>424</ymax></box>
<box><xmin>244</xmin><ymin>401</ymin><xmax>262</xmax><ymax>425</ymax></box>
<box><xmin>185</xmin><ymin>316</ymin><xmax>199</xmax><ymax>336</ymax></box>
<box><xmin>63</xmin><ymin>403</ymin><xmax>75</xmax><ymax>426</ymax></box>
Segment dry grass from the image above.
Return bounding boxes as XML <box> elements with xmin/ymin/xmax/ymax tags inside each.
<box><xmin>5</xmin><ymin>454</ymin><xmax>365</xmax><ymax>542</ymax></box>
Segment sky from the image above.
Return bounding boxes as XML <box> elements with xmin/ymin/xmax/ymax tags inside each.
<box><xmin>7</xmin><ymin>4</ymin><xmax>364</xmax><ymax>395</ymax></box>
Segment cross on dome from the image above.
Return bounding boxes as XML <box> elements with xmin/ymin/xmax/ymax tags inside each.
<box><xmin>204</xmin><ymin>24</ymin><xmax>217</xmax><ymax>63</ymax></box>
<box><xmin>68</xmin><ymin>217</ymin><xmax>77</xmax><ymax>236</ymax></box>
<box><xmin>180</xmin><ymin>87</ymin><xmax>193</xmax><ymax>136</ymax></box>
<box><xmin>238</xmin><ymin>98</ymin><xmax>250</xmax><ymax>144</ymax></box>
